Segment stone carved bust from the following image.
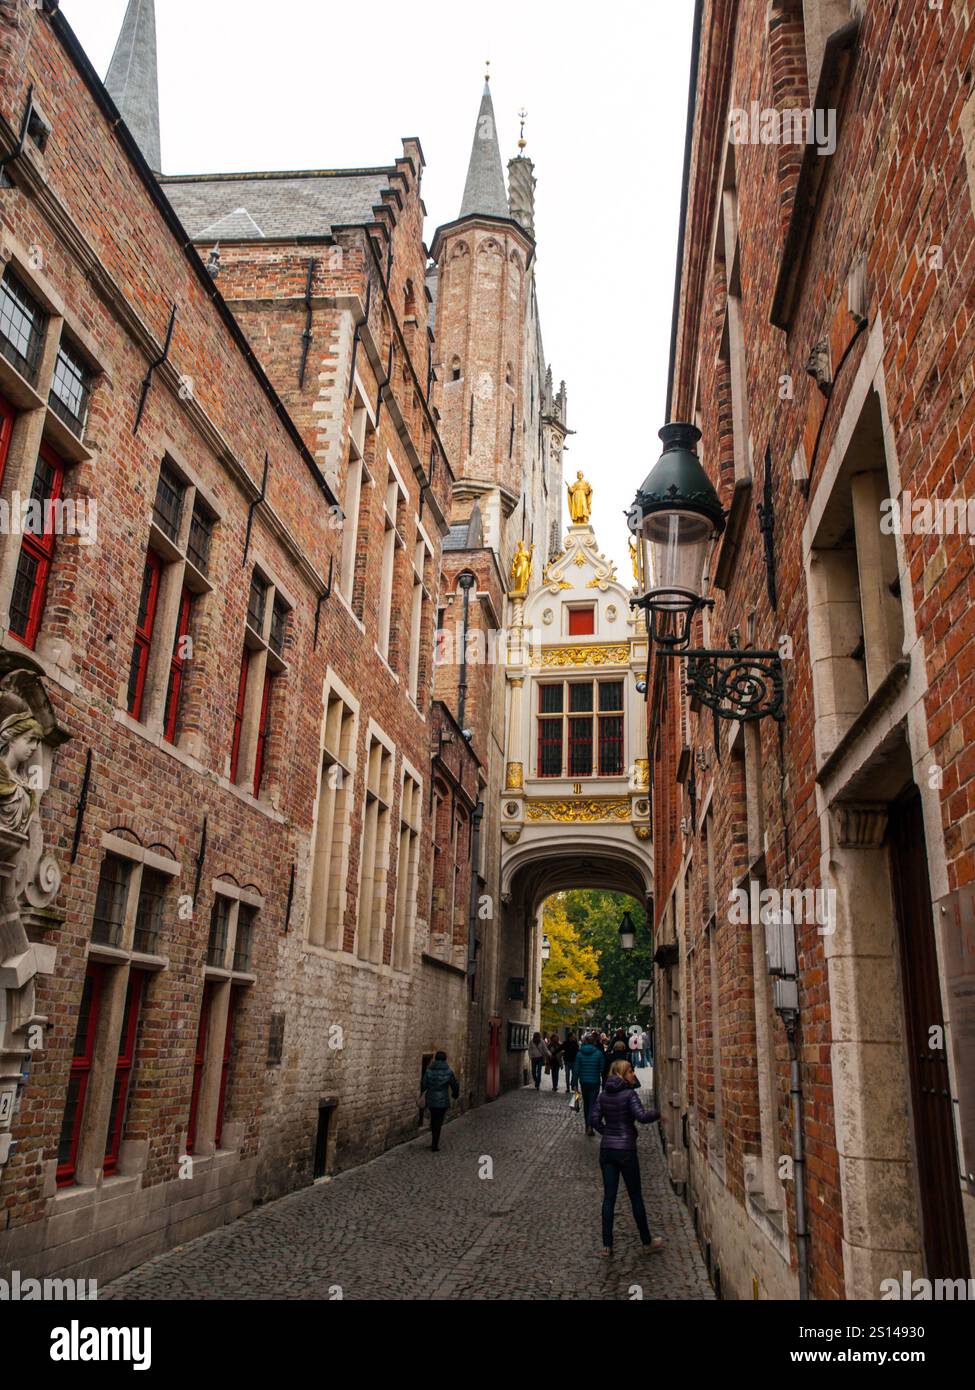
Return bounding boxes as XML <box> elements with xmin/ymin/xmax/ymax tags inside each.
<box><xmin>0</xmin><ymin>708</ymin><xmax>43</xmax><ymax>837</ymax></box>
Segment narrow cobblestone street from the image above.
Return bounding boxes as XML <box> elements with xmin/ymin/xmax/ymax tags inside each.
<box><xmin>101</xmin><ymin>1075</ymin><xmax>713</xmax><ymax>1301</ymax></box>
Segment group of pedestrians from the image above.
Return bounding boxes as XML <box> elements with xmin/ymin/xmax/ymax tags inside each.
<box><xmin>531</xmin><ymin>1026</ymin><xmax>662</xmax><ymax>1257</ymax></box>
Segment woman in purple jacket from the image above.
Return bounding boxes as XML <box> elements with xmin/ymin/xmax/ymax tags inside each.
<box><xmin>590</xmin><ymin>1059</ymin><xmax>663</xmax><ymax>1256</ymax></box>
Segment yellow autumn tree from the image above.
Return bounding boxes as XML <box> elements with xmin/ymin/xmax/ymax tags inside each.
<box><xmin>540</xmin><ymin>894</ymin><xmax>601</xmax><ymax>1033</ymax></box>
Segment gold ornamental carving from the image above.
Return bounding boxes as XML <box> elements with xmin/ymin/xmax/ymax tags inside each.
<box><xmin>525</xmin><ymin>797</ymin><xmax>631</xmax><ymax>824</ymax></box>
<box><xmin>633</xmin><ymin>826</ymin><xmax>651</xmax><ymax>841</ymax></box>
<box><xmin>504</xmin><ymin>761</ymin><xmax>524</xmax><ymax>790</ymax></box>
<box><xmin>633</xmin><ymin>758</ymin><xmax>650</xmax><ymax>789</ymax></box>
<box><xmin>541</xmin><ymin>643</ymin><xmax>629</xmax><ymax>669</ymax></box>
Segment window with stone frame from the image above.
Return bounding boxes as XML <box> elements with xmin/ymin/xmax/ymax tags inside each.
<box><xmin>716</xmin><ymin>140</ymin><xmax>751</xmax><ymax>483</ymax></box>
<box><xmin>377</xmin><ymin>469</ymin><xmax>405</xmax><ymax>664</ymax></box>
<box><xmin>57</xmin><ymin>839</ymin><xmax>179</xmax><ymax>1186</ymax></box>
<box><xmin>407</xmin><ymin>531</ymin><xmax>433</xmax><ymax>705</ymax></box>
<box><xmin>535</xmin><ymin>678</ymin><xmax>625</xmax><ymax>778</ymax></box>
<box><xmin>307</xmin><ymin>686</ymin><xmax>356</xmax><ymax>951</ymax></box>
<box><xmin>8</xmin><ymin>440</ymin><xmax>66</xmax><ymax>650</ymax></box>
<box><xmin>392</xmin><ymin>769</ymin><xmax>422</xmax><ymax>971</ymax></box>
<box><xmin>732</xmin><ymin>724</ymin><xmax>787</xmax><ymax>1226</ymax></box>
<box><xmin>702</xmin><ymin>808</ymin><xmax>725</xmax><ymax>1161</ymax></box>
<box><xmin>806</xmin><ymin>387</ymin><xmax>904</xmax><ymax>761</ymax></box>
<box><xmin>188</xmin><ymin>884</ymin><xmax>261</xmax><ymax>1155</ymax></box>
<box><xmin>0</xmin><ymin>266</ymin><xmax>47</xmax><ymax>383</ymax></box>
<box><xmin>356</xmin><ymin>731</ymin><xmax>394</xmax><ymax>964</ymax></box>
<box><xmin>0</xmin><ymin>265</ymin><xmax>104</xmax><ymax>655</ymax></box>
<box><xmin>126</xmin><ymin>456</ymin><xmax>217</xmax><ymax>744</ymax></box>
<box><xmin>339</xmin><ymin>391</ymin><xmax>374</xmax><ymax>612</ymax></box>
<box><xmin>228</xmin><ymin>566</ymin><xmax>291</xmax><ymax>799</ymax></box>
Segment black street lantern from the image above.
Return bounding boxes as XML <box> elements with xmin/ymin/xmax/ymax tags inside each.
<box><xmin>629</xmin><ymin>422</ymin><xmax>784</xmax><ymax>723</ymax></box>
<box><xmin>629</xmin><ymin>422</ymin><xmax>725</xmax><ymax>649</ymax></box>
<box><xmin>618</xmin><ymin>910</ymin><xmax>637</xmax><ymax>952</ymax></box>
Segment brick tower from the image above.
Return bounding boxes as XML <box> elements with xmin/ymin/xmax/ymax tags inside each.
<box><xmin>429</xmin><ymin>78</ymin><xmax>569</xmax><ymax>1101</ymax></box>
<box><xmin>429</xmin><ymin>77</ymin><xmax>567</xmax><ymax>579</ymax></box>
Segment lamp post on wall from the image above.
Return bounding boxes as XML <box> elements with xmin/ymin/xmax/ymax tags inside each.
<box><xmin>628</xmin><ymin>423</ymin><xmax>784</xmax><ymax>723</ymax></box>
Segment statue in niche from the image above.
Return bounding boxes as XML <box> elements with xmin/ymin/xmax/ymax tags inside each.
<box><xmin>510</xmin><ymin>540</ymin><xmax>534</xmax><ymax>594</ymax></box>
<box><xmin>567</xmin><ymin>471</ymin><xmax>592</xmax><ymax>525</ymax></box>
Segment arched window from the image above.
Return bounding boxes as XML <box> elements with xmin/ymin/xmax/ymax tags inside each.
<box><xmin>450</xmin><ymin>356</ymin><xmax>462</xmax><ymax>383</ymax></box>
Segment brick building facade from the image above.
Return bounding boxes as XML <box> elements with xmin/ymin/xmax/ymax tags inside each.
<box><xmin>650</xmin><ymin>0</ymin><xmax>975</xmax><ymax>1299</ymax></box>
<box><xmin>0</xmin><ymin>0</ymin><xmax>566</xmax><ymax>1283</ymax></box>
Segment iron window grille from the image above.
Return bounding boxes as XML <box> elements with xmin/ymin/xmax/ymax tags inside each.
<box><xmin>233</xmin><ymin>904</ymin><xmax>256</xmax><ymax>973</ymax></box>
<box><xmin>187</xmin><ymin>501</ymin><xmax>214</xmax><ymax>574</ymax></box>
<box><xmin>133</xmin><ymin>869</ymin><xmax>167</xmax><ymax>954</ymax></box>
<box><xmin>247</xmin><ymin>572</ymin><xmax>268</xmax><ymax>635</ymax></box>
<box><xmin>48</xmin><ymin>338</ymin><xmax>92</xmax><ymax>435</ymax></box>
<box><xmin>207</xmin><ymin>895</ymin><xmax>231</xmax><ymax>968</ymax></box>
<box><xmin>0</xmin><ymin>269</ymin><xmax>46</xmax><ymax>383</ymax></box>
<box><xmin>152</xmin><ymin>460</ymin><xmax>186</xmax><ymax>543</ymax></box>
<box><xmin>268</xmin><ymin>597</ymin><xmax>288</xmax><ymax>657</ymax></box>
<box><xmin>91</xmin><ymin>855</ymin><xmax>131</xmax><ymax>947</ymax></box>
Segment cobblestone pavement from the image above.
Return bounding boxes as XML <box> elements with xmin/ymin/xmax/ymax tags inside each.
<box><xmin>102</xmin><ymin>1070</ymin><xmax>714</xmax><ymax>1301</ymax></box>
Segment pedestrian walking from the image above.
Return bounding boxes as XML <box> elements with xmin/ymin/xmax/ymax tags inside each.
<box><xmin>419</xmin><ymin>1050</ymin><xmax>460</xmax><ymax>1152</ymax></box>
<box><xmin>604</xmin><ymin>1037</ymin><xmax>639</xmax><ymax>1086</ymax></box>
<box><xmin>547</xmin><ymin>1032</ymin><xmax>564</xmax><ymax>1090</ymax></box>
<box><xmin>590</xmin><ymin>1059</ymin><xmax>662</xmax><ymax>1256</ymax></box>
<box><xmin>576</xmin><ymin>1031</ymin><xmax>606</xmax><ymax>1134</ymax></box>
<box><xmin>529</xmin><ymin>1032</ymin><xmax>549</xmax><ymax>1090</ymax></box>
<box><xmin>563</xmin><ymin>1030</ymin><xmax>580</xmax><ymax>1091</ymax></box>
<box><xmin>629</xmin><ymin>1028</ymin><xmax>644</xmax><ymax>1070</ymax></box>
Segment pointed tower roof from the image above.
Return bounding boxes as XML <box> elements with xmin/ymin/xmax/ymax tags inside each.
<box><xmin>105</xmin><ymin>0</ymin><xmax>161</xmax><ymax>173</ymax></box>
<box><xmin>459</xmin><ymin>80</ymin><xmax>509</xmax><ymax>220</ymax></box>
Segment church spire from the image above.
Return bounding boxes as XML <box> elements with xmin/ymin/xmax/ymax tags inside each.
<box><xmin>459</xmin><ymin>73</ymin><xmax>509</xmax><ymax>221</ymax></box>
<box><xmin>105</xmin><ymin>0</ymin><xmax>162</xmax><ymax>173</ymax></box>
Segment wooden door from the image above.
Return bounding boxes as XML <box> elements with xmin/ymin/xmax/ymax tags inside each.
<box><xmin>889</xmin><ymin>788</ymin><xmax>970</xmax><ymax>1280</ymax></box>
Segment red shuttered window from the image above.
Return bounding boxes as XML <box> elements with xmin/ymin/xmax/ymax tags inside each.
<box><xmin>56</xmin><ymin>965</ymin><xmax>104</xmax><ymax>1187</ymax></box>
<box><xmin>187</xmin><ymin>983</ymin><xmax>212</xmax><ymax>1156</ymax></box>
<box><xmin>127</xmin><ymin>550</ymin><xmax>162</xmax><ymax>720</ymax></box>
<box><xmin>229</xmin><ymin>649</ymin><xmax>250</xmax><ymax>783</ymax></box>
<box><xmin>9</xmin><ymin>443</ymin><xmax>65</xmax><ymax>649</ymax></box>
<box><xmin>104</xmin><ymin>971</ymin><xmax>144</xmax><ymax>1175</ymax></box>
<box><xmin>0</xmin><ymin>393</ymin><xmax>14</xmax><ymax>488</ymax></box>
<box><xmin>163</xmin><ymin>585</ymin><xmax>192</xmax><ymax>743</ymax></box>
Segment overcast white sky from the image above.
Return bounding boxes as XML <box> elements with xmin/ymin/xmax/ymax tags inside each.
<box><xmin>60</xmin><ymin>0</ymin><xmax>693</xmax><ymax>577</ymax></box>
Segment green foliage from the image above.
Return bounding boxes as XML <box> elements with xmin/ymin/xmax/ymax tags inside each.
<box><xmin>560</xmin><ymin>888</ymin><xmax>652</xmax><ymax>1032</ymax></box>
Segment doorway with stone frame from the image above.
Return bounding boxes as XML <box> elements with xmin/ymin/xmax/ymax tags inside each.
<box><xmin>804</xmin><ymin>316</ymin><xmax>972</xmax><ymax>1294</ymax></box>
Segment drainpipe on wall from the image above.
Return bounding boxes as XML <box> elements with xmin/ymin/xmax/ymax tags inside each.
<box><xmin>786</xmin><ymin>1017</ymin><xmax>811</xmax><ymax>1300</ymax></box>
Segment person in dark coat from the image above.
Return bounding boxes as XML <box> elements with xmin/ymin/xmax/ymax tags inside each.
<box><xmin>590</xmin><ymin>1059</ymin><xmax>662</xmax><ymax>1255</ymax></box>
<box><xmin>603</xmin><ymin>1038</ymin><xmax>640</xmax><ymax>1086</ymax></box>
<box><xmin>420</xmin><ymin>1050</ymin><xmax>460</xmax><ymax>1152</ymax></box>
<box><xmin>547</xmin><ymin>1032</ymin><xmax>564</xmax><ymax>1091</ymax></box>
<box><xmin>575</xmin><ymin>1032</ymin><xmax>606</xmax><ymax>1134</ymax></box>
<box><xmin>563</xmin><ymin>1031</ymin><xmax>580</xmax><ymax>1090</ymax></box>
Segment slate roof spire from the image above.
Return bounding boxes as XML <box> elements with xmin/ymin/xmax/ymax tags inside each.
<box><xmin>105</xmin><ymin>0</ymin><xmax>162</xmax><ymax>173</ymax></box>
<box><xmin>459</xmin><ymin>76</ymin><xmax>509</xmax><ymax>221</ymax></box>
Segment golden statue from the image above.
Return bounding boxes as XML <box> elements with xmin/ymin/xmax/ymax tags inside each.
<box><xmin>629</xmin><ymin>536</ymin><xmax>641</xmax><ymax>585</ymax></box>
<box><xmin>511</xmin><ymin>540</ymin><xmax>534</xmax><ymax>593</ymax></box>
<box><xmin>567</xmin><ymin>470</ymin><xmax>592</xmax><ymax>525</ymax></box>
